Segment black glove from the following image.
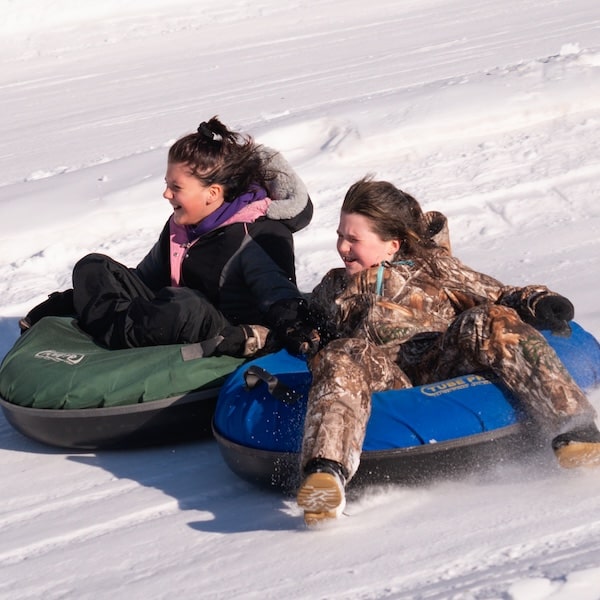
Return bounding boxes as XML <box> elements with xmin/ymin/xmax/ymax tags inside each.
<box><xmin>281</xmin><ymin>322</ymin><xmax>321</xmax><ymax>356</ymax></box>
<box><xmin>266</xmin><ymin>298</ymin><xmax>321</xmax><ymax>357</ymax></box>
<box><xmin>214</xmin><ymin>325</ymin><xmax>276</xmax><ymax>358</ymax></box>
<box><xmin>533</xmin><ymin>294</ymin><xmax>574</xmax><ymax>337</ymax></box>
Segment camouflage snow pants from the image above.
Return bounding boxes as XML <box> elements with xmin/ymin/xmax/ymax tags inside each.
<box><xmin>301</xmin><ymin>304</ymin><xmax>596</xmax><ymax>481</ymax></box>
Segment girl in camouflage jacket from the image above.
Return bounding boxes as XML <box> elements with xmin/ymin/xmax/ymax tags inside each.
<box><xmin>289</xmin><ymin>176</ymin><xmax>600</xmax><ymax>526</ymax></box>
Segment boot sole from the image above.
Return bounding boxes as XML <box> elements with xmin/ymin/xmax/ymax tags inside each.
<box><xmin>555</xmin><ymin>441</ymin><xmax>600</xmax><ymax>468</ymax></box>
<box><xmin>297</xmin><ymin>472</ymin><xmax>345</xmax><ymax>526</ymax></box>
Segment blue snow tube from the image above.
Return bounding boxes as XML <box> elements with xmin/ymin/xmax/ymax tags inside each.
<box><xmin>213</xmin><ymin>322</ymin><xmax>600</xmax><ymax>489</ymax></box>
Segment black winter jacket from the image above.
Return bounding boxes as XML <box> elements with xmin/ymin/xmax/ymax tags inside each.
<box><xmin>135</xmin><ymin>217</ymin><xmax>304</xmax><ymax>325</ymax></box>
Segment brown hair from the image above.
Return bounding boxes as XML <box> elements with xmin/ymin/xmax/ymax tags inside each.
<box><xmin>168</xmin><ymin>116</ymin><xmax>268</xmax><ymax>202</ymax></box>
<box><xmin>341</xmin><ymin>176</ymin><xmax>433</xmax><ymax>258</ymax></box>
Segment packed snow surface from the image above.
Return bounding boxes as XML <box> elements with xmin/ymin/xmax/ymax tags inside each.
<box><xmin>1</xmin><ymin>1</ymin><xmax>600</xmax><ymax>598</ymax></box>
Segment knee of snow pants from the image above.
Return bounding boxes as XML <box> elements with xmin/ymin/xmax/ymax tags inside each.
<box><xmin>73</xmin><ymin>253</ymin><xmax>155</xmax><ymax>347</ymax></box>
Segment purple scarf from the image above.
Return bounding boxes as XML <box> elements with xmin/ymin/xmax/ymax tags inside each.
<box><xmin>186</xmin><ymin>184</ymin><xmax>268</xmax><ymax>238</ymax></box>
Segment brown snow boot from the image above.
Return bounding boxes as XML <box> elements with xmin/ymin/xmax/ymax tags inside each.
<box><xmin>552</xmin><ymin>425</ymin><xmax>600</xmax><ymax>468</ymax></box>
<box><xmin>297</xmin><ymin>458</ymin><xmax>347</xmax><ymax>526</ymax></box>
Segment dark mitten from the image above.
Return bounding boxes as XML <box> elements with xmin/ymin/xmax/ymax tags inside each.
<box><xmin>266</xmin><ymin>298</ymin><xmax>321</xmax><ymax>356</ymax></box>
<box><xmin>282</xmin><ymin>322</ymin><xmax>321</xmax><ymax>356</ymax></box>
<box><xmin>214</xmin><ymin>325</ymin><xmax>276</xmax><ymax>358</ymax></box>
<box><xmin>533</xmin><ymin>294</ymin><xmax>574</xmax><ymax>337</ymax></box>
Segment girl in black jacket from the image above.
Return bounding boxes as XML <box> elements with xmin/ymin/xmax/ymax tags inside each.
<box><xmin>20</xmin><ymin>117</ymin><xmax>312</xmax><ymax>355</ymax></box>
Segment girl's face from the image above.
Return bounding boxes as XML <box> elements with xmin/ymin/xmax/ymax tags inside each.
<box><xmin>163</xmin><ymin>162</ymin><xmax>224</xmax><ymax>226</ymax></box>
<box><xmin>336</xmin><ymin>211</ymin><xmax>400</xmax><ymax>276</ymax></box>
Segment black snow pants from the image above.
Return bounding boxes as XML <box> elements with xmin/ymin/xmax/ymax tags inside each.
<box><xmin>72</xmin><ymin>253</ymin><xmax>228</xmax><ymax>349</ymax></box>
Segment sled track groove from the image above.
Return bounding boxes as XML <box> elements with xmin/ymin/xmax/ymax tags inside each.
<box><xmin>0</xmin><ymin>498</ymin><xmax>181</xmax><ymax>566</ymax></box>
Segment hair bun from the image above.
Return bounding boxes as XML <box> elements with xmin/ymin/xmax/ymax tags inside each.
<box><xmin>197</xmin><ymin>122</ymin><xmax>215</xmax><ymax>141</ymax></box>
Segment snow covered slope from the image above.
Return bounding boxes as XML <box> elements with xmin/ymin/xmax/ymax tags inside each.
<box><xmin>1</xmin><ymin>1</ymin><xmax>600</xmax><ymax>598</ymax></box>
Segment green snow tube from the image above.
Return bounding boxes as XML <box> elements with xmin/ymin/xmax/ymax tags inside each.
<box><xmin>0</xmin><ymin>317</ymin><xmax>245</xmax><ymax>449</ymax></box>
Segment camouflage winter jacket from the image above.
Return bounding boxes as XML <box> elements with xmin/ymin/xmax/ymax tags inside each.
<box><xmin>309</xmin><ymin>211</ymin><xmax>561</xmax><ymax>352</ymax></box>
